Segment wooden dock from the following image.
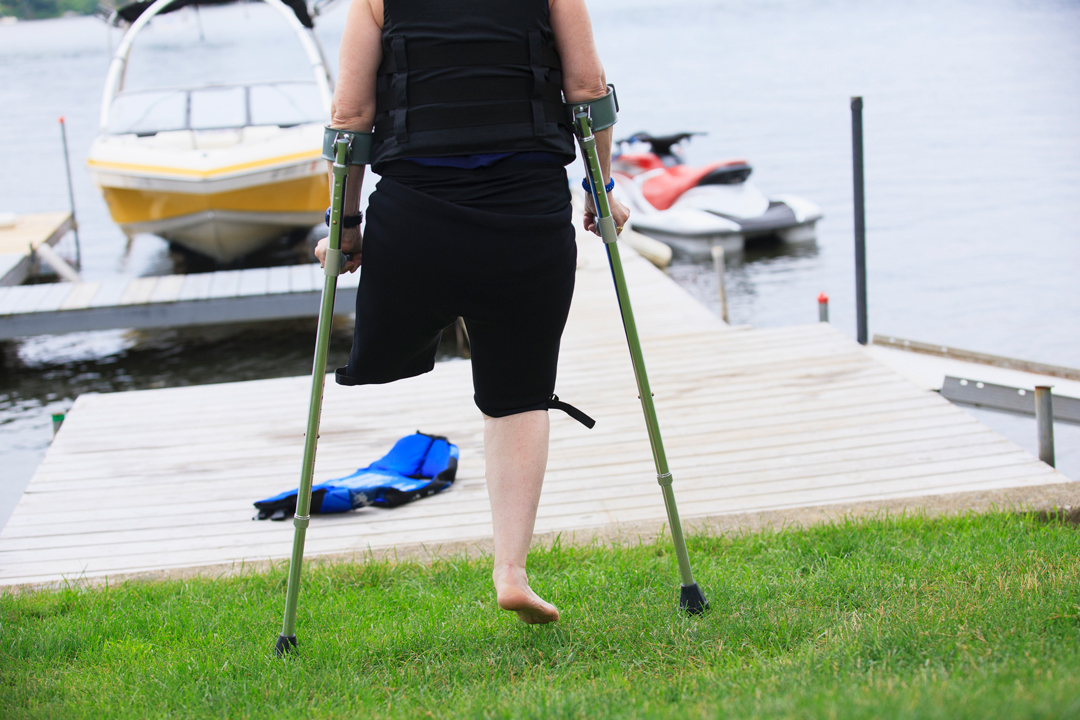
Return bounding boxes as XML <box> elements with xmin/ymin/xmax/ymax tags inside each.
<box><xmin>0</xmin><ymin>226</ymin><xmax>1073</xmax><ymax>589</ymax></box>
<box><xmin>0</xmin><ymin>263</ymin><xmax>359</xmax><ymax>340</ymax></box>
<box><xmin>0</xmin><ymin>212</ymin><xmax>74</xmax><ymax>287</ymax></box>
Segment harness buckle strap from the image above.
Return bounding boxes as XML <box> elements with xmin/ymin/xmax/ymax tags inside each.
<box><xmin>532</xmin><ymin>100</ymin><xmax>546</xmax><ymax>136</ymax></box>
<box><xmin>528</xmin><ymin>31</ymin><xmax>547</xmax><ymax>136</ymax></box>
<box><xmin>547</xmin><ymin>394</ymin><xmax>596</xmax><ymax>429</ymax></box>
<box><xmin>392</xmin><ymin>37</ymin><xmax>409</xmax><ymax>143</ymax></box>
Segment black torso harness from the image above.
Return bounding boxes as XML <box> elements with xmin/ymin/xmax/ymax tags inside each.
<box><xmin>369</xmin><ymin>0</ymin><xmax>577</xmax><ymax>170</ymax></box>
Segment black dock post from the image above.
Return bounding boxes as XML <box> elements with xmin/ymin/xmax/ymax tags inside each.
<box><xmin>851</xmin><ymin>97</ymin><xmax>868</xmax><ymax>345</ymax></box>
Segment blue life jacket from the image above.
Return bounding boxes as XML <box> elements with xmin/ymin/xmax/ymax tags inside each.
<box><xmin>254</xmin><ymin>432</ymin><xmax>459</xmax><ymax>521</ymax></box>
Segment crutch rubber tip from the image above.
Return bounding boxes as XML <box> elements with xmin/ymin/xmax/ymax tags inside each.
<box><xmin>679</xmin><ymin>583</ymin><xmax>709</xmax><ymax>615</ymax></box>
<box><xmin>275</xmin><ymin>634</ymin><xmax>298</xmax><ymax>657</ymax></box>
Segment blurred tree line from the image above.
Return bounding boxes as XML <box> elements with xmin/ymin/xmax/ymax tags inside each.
<box><xmin>1</xmin><ymin>0</ymin><xmax>101</xmax><ymax>18</ymax></box>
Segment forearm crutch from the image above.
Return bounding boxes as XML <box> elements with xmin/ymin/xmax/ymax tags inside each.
<box><xmin>570</xmin><ymin>90</ymin><xmax>708</xmax><ymax>614</ymax></box>
<box><xmin>276</xmin><ymin>128</ymin><xmax>372</xmax><ymax>656</ymax></box>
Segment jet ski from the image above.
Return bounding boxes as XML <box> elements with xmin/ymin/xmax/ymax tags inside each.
<box><xmin>611</xmin><ymin>132</ymin><xmax>823</xmax><ymax>258</ymax></box>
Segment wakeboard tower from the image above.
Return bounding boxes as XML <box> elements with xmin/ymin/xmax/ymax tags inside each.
<box><xmin>89</xmin><ymin>0</ymin><xmax>344</xmax><ymax>263</ymax></box>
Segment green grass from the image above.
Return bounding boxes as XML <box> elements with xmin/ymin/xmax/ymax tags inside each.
<box><xmin>3</xmin><ymin>512</ymin><xmax>1080</xmax><ymax>719</ymax></box>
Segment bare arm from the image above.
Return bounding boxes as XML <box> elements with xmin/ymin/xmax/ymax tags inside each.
<box><xmin>317</xmin><ymin>0</ymin><xmax>383</xmax><ymax>271</ymax></box>
<box><xmin>549</xmin><ymin>0</ymin><xmax>629</xmax><ymax>234</ymax></box>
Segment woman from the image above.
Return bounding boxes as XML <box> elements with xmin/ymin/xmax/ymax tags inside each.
<box><xmin>315</xmin><ymin>0</ymin><xmax>629</xmax><ymax>625</ymax></box>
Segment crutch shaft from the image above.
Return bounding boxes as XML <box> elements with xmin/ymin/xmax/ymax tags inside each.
<box><xmin>277</xmin><ymin>136</ymin><xmax>349</xmax><ymax>651</ymax></box>
<box><xmin>603</xmin><ymin>245</ymin><xmax>695</xmax><ymax>587</ymax></box>
<box><xmin>574</xmin><ymin>109</ymin><xmax>699</xmax><ymax>591</ymax></box>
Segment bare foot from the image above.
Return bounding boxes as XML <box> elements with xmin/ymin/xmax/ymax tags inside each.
<box><xmin>493</xmin><ymin>565</ymin><xmax>559</xmax><ymax>625</ymax></box>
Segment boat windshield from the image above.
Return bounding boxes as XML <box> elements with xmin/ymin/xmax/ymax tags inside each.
<box><xmin>107</xmin><ymin>80</ymin><xmax>324</xmax><ymax>135</ymax></box>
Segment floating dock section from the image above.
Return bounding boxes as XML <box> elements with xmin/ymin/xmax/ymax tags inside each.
<box><xmin>0</xmin><ymin>263</ymin><xmax>358</xmax><ymax>340</ymax></box>
<box><xmin>0</xmin><ymin>212</ymin><xmax>74</xmax><ymax>287</ymax></box>
<box><xmin>0</xmin><ymin>228</ymin><xmax>1074</xmax><ymax>588</ymax></box>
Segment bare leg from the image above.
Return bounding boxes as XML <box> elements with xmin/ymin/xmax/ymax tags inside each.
<box><xmin>484</xmin><ymin>410</ymin><xmax>560</xmax><ymax>624</ymax></box>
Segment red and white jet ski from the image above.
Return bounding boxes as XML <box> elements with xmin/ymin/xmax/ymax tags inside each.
<box><xmin>611</xmin><ymin>132</ymin><xmax>823</xmax><ymax>258</ymax></box>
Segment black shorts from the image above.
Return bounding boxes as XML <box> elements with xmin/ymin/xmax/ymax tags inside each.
<box><xmin>335</xmin><ymin>176</ymin><xmax>577</xmax><ymax>418</ymax></box>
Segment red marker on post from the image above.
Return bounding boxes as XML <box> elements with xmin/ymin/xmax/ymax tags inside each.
<box><xmin>818</xmin><ymin>292</ymin><xmax>829</xmax><ymax>322</ymax></box>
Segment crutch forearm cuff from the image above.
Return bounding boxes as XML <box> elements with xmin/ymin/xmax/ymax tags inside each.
<box><xmin>322</xmin><ymin>127</ymin><xmax>374</xmax><ymax>165</ymax></box>
<box><xmin>566</xmin><ymin>85</ymin><xmax>619</xmax><ymax>132</ymax></box>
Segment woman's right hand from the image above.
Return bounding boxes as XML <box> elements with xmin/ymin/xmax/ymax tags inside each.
<box><xmin>314</xmin><ymin>226</ymin><xmax>362</xmax><ymax>273</ymax></box>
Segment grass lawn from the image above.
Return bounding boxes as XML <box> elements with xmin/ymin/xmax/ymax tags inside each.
<box><xmin>3</xmin><ymin>511</ymin><xmax>1080</xmax><ymax>719</ymax></box>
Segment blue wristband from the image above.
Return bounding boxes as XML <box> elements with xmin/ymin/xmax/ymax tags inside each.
<box><xmin>582</xmin><ymin>177</ymin><xmax>615</xmax><ymax>194</ymax></box>
<box><xmin>325</xmin><ymin>208</ymin><xmax>363</xmax><ymax>228</ymax></box>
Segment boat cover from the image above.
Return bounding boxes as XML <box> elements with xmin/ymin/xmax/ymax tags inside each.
<box><xmin>115</xmin><ymin>0</ymin><xmax>313</xmax><ymax>28</ymax></box>
<box><xmin>253</xmin><ymin>432</ymin><xmax>459</xmax><ymax>520</ymax></box>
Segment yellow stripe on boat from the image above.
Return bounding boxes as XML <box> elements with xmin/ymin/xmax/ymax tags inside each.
<box><xmin>87</xmin><ymin>149</ymin><xmax>324</xmax><ymax>180</ymax></box>
<box><xmin>101</xmin><ymin>174</ymin><xmax>329</xmax><ymax>224</ymax></box>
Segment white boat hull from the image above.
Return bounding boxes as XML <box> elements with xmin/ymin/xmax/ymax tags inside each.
<box><xmin>89</xmin><ymin>124</ymin><xmax>328</xmax><ymax>263</ymax></box>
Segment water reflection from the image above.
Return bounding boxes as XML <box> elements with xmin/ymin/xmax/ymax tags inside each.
<box><xmin>666</xmin><ymin>236</ymin><xmax>820</xmax><ymax>325</ymax></box>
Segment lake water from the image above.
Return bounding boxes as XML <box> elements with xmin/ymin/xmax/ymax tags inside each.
<box><xmin>1</xmin><ymin>0</ymin><xmax>1078</xmax><ymax>526</ymax></box>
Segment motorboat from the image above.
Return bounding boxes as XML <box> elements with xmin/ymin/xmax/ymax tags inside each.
<box><xmin>612</xmin><ymin>132</ymin><xmax>823</xmax><ymax>258</ymax></box>
<box><xmin>87</xmin><ymin>0</ymin><xmax>336</xmax><ymax>263</ymax></box>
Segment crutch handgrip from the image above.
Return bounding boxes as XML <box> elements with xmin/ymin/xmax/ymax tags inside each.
<box><xmin>322</xmin><ymin>247</ymin><xmax>342</xmax><ymax>277</ymax></box>
<box><xmin>597</xmin><ymin>215</ymin><xmax>620</xmax><ymax>246</ymax></box>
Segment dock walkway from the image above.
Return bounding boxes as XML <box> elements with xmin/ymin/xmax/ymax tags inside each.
<box><xmin>0</xmin><ymin>227</ymin><xmax>1073</xmax><ymax>588</ymax></box>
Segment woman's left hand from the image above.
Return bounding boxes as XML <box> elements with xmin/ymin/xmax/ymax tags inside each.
<box><xmin>314</xmin><ymin>226</ymin><xmax>362</xmax><ymax>273</ymax></box>
<box><xmin>584</xmin><ymin>192</ymin><xmax>630</xmax><ymax>237</ymax></box>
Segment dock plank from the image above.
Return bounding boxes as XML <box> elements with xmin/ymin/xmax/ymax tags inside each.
<box><xmin>237</xmin><ymin>268</ymin><xmax>269</xmax><ymax>297</ymax></box>
<box><xmin>120</xmin><ymin>277</ymin><xmax>158</xmax><ymax>305</ymax></box>
<box><xmin>58</xmin><ymin>282</ymin><xmax>102</xmax><ymax>311</ymax></box>
<box><xmin>27</xmin><ymin>281</ymin><xmax>73</xmax><ymax>314</ymax></box>
<box><xmin>267</xmin><ymin>265</ymin><xmax>291</xmax><ymax>295</ymax></box>
<box><xmin>177</xmin><ymin>273</ymin><xmax>214</xmax><ymax>302</ymax></box>
<box><xmin>207</xmin><ymin>270</ymin><xmax>243</xmax><ymax>299</ymax></box>
<box><xmin>0</xmin><ymin>286</ymin><xmax>20</xmax><ymax>315</ymax></box>
<box><xmin>88</xmin><ymin>279</ymin><xmax>132</xmax><ymax>308</ymax></box>
<box><xmin>288</xmin><ymin>263</ymin><xmax>319</xmax><ymax>292</ymax></box>
<box><xmin>9</xmin><ymin>284</ymin><xmax>56</xmax><ymax>315</ymax></box>
<box><xmin>150</xmin><ymin>275</ymin><xmax>186</xmax><ymax>304</ymax></box>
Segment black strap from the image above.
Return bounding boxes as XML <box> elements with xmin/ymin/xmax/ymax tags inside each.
<box><xmin>375</xmin><ymin>100</ymin><xmax>567</xmax><ymax>137</ymax></box>
<box><xmin>529</xmin><ymin>31</ymin><xmax>547</xmax><ymax>136</ymax></box>
<box><xmin>379</xmin><ymin>40</ymin><xmax>561</xmax><ymax>74</ymax></box>
<box><xmin>391</xmin><ymin>37</ymin><xmax>409</xmax><ymax>143</ymax></box>
<box><xmin>547</xmin><ymin>395</ymin><xmax>595</xmax><ymax>429</ymax></box>
<box><xmin>376</xmin><ymin>78</ymin><xmax>563</xmax><ymax>112</ymax></box>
